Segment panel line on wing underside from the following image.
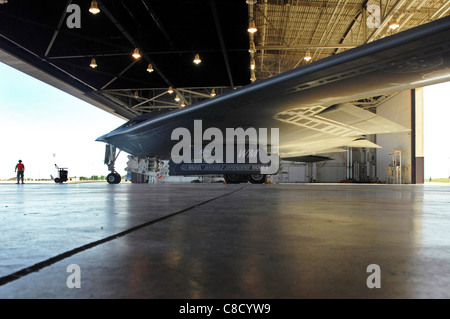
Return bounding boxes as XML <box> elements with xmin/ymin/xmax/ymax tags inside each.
<box><xmin>283</xmin><ymin>41</ymin><xmax>450</xmax><ymax>96</ymax></box>
<box><xmin>274</xmin><ymin>104</ymin><xmax>367</xmax><ymax>137</ymax></box>
<box><xmin>275</xmin><ymin>102</ymin><xmax>410</xmax><ymax>138</ymax></box>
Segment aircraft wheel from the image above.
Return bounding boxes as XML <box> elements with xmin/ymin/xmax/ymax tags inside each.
<box><xmin>107</xmin><ymin>173</ymin><xmax>121</xmax><ymax>184</ymax></box>
<box><xmin>55</xmin><ymin>178</ymin><xmax>60</xmax><ymax>183</ymax></box>
<box><xmin>248</xmin><ymin>174</ymin><xmax>267</xmax><ymax>184</ymax></box>
<box><xmin>223</xmin><ymin>174</ymin><xmax>244</xmax><ymax>184</ymax></box>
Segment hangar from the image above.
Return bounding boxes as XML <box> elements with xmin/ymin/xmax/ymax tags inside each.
<box><xmin>1</xmin><ymin>0</ymin><xmax>450</xmax><ymax>300</ymax></box>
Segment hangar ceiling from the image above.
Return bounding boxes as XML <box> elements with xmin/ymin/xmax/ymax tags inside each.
<box><xmin>0</xmin><ymin>0</ymin><xmax>449</xmax><ymax>120</ymax></box>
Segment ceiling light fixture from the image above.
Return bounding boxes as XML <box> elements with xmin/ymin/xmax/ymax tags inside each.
<box><xmin>175</xmin><ymin>95</ymin><xmax>180</xmax><ymax>102</ymax></box>
<box><xmin>210</xmin><ymin>89</ymin><xmax>216</xmax><ymax>97</ymax></box>
<box><xmin>146</xmin><ymin>63</ymin><xmax>154</xmax><ymax>73</ymax></box>
<box><xmin>180</xmin><ymin>102</ymin><xmax>186</xmax><ymax>107</ymax></box>
<box><xmin>193</xmin><ymin>53</ymin><xmax>201</xmax><ymax>64</ymax></box>
<box><xmin>250</xmin><ymin>72</ymin><xmax>256</xmax><ymax>82</ymax></box>
<box><xmin>250</xmin><ymin>59</ymin><xmax>256</xmax><ymax>70</ymax></box>
<box><xmin>304</xmin><ymin>50</ymin><xmax>312</xmax><ymax>62</ymax></box>
<box><xmin>90</xmin><ymin>58</ymin><xmax>97</xmax><ymax>68</ymax></box>
<box><xmin>168</xmin><ymin>86</ymin><xmax>174</xmax><ymax>94</ymax></box>
<box><xmin>247</xmin><ymin>20</ymin><xmax>257</xmax><ymax>33</ymax></box>
<box><xmin>249</xmin><ymin>42</ymin><xmax>256</xmax><ymax>53</ymax></box>
<box><xmin>89</xmin><ymin>0</ymin><xmax>100</xmax><ymax>14</ymax></box>
<box><xmin>389</xmin><ymin>18</ymin><xmax>400</xmax><ymax>30</ymax></box>
<box><xmin>132</xmin><ymin>48</ymin><xmax>141</xmax><ymax>59</ymax></box>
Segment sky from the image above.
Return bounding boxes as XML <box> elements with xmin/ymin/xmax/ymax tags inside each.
<box><xmin>0</xmin><ymin>62</ymin><xmax>127</xmax><ymax>180</ymax></box>
<box><xmin>423</xmin><ymin>81</ymin><xmax>450</xmax><ymax>179</ymax></box>
<box><xmin>0</xmin><ymin>61</ymin><xmax>450</xmax><ymax>180</ymax></box>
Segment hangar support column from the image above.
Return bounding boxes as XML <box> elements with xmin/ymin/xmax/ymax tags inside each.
<box><xmin>375</xmin><ymin>88</ymin><xmax>424</xmax><ymax>184</ymax></box>
<box><xmin>376</xmin><ymin>91</ymin><xmax>412</xmax><ymax>183</ymax></box>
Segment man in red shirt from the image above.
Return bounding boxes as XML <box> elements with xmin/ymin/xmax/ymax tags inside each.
<box><xmin>15</xmin><ymin>160</ymin><xmax>25</xmax><ymax>184</ymax></box>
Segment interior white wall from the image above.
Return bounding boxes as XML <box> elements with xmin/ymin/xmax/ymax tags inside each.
<box><xmin>269</xmin><ymin>153</ymin><xmax>347</xmax><ymax>183</ymax></box>
<box><xmin>316</xmin><ymin>152</ymin><xmax>347</xmax><ymax>182</ymax></box>
<box><xmin>375</xmin><ymin>91</ymin><xmax>412</xmax><ymax>183</ymax></box>
<box><xmin>269</xmin><ymin>161</ymin><xmax>307</xmax><ymax>183</ymax></box>
<box><xmin>270</xmin><ymin>91</ymin><xmax>415</xmax><ymax>184</ymax></box>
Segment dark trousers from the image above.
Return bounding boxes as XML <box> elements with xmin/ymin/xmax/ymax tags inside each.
<box><xmin>17</xmin><ymin>171</ymin><xmax>24</xmax><ymax>183</ymax></box>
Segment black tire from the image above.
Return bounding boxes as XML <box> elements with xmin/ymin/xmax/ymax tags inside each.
<box><xmin>107</xmin><ymin>173</ymin><xmax>121</xmax><ymax>184</ymax></box>
<box><xmin>248</xmin><ymin>174</ymin><xmax>267</xmax><ymax>184</ymax></box>
<box><xmin>55</xmin><ymin>178</ymin><xmax>60</xmax><ymax>183</ymax></box>
<box><xmin>223</xmin><ymin>174</ymin><xmax>244</xmax><ymax>184</ymax></box>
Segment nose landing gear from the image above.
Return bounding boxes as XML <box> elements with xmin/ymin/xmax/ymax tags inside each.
<box><xmin>105</xmin><ymin>144</ymin><xmax>122</xmax><ymax>184</ymax></box>
<box><xmin>106</xmin><ymin>172</ymin><xmax>121</xmax><ymax>184</ymax></box>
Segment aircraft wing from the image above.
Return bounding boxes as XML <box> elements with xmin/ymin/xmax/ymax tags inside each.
<box><xmin>97</xmin><ymin>16</ymin><xmax>450</xmax><ymax>160</ymax></box>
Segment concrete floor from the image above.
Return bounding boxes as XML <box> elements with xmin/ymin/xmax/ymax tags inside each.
<box><xmin>0</xmin><ymin>181</ymin><xmax>449</xmax><ymax>299</ymax></box>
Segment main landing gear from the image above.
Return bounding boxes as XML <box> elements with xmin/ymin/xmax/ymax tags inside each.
<box><xmin>223</xmin><ymin>174</ymin><xmax>267</xmax><ymax>184</ymax></box>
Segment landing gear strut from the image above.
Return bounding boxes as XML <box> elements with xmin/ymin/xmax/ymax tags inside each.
<box><xmin>105</xmin><ymin>144</ymin><xmax>121</xmax><ymax>184</ymax></box>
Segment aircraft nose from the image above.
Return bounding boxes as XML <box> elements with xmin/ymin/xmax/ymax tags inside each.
<box><xmin>95</xmin><ymin>134</ymin><xmax>109</xmax><ymax>142</ymax></box>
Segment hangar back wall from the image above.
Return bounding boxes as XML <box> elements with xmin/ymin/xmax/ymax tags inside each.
<box><xmin>376</xmin><ymin>88</ymin><xmax>424</xmax><ymax>184</ymax></box>
<box><xmin>271</xmin><ymin>88</ymin><xmax>424</xmax><ymax>185</ymax></box>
